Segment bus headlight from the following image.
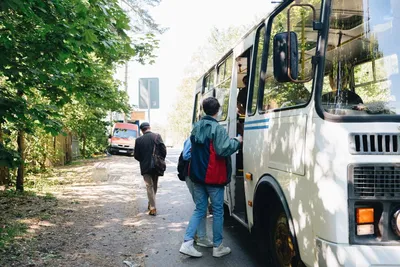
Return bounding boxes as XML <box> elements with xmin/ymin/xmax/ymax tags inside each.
<box><xmin>392</xmin><ymin>209</ymin><xmax>400</xmax><ymax>237</ymax></box>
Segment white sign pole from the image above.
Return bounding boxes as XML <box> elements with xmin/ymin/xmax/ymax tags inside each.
<box><xmin>147</xmin><ymin>79</ymin><xmax>151</xmax><ymax>124</ymax></box>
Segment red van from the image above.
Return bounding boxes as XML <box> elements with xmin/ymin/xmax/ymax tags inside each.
<box><xmin>108</xmin><ymin>123</ymin><xmax>138</xmax><ymax>156</ymax></box>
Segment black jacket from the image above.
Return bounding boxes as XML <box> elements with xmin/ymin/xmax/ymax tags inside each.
<box><xmin>134</xmin><ymin>131</ymin><xmax>167</xmax><ymax>175</ymax></box>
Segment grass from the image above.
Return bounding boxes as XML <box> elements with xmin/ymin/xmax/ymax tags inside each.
<box><xmin>1</xmin><ymin>189</ymin><xmax>37</xmax><ymax>198</ymax></box>
<box><xmin>39</xmin><ymin>213</ymin><xmax>51</xmax><ymax>221</ymax></box>
<box><xmin>0</xmin><ymin>189</ymin><xmax>58</xmax><ymax>253</ymax></box>
<box><xmin>0</xmin><ymin>222</ymin><xmax>28</xmax><ymax>249</ymax></box>
<box><xmin>0</xmin><ymin>156</ymin><xmax>106</xmax><ymax>262</ymax></box>
<box><xmin>23</xmin><ymin>156</ymin><xmax>110</xmax><ymax>193</ymax></box>
<box><xmin>43</xmin><ymin>192</ymin><xmax>56</xmax><ymax>201</ymax></box>
<box><xmin>0</xmin><ymin>156</ymin><xmax>106</xmax><ymax>264</ymax></box>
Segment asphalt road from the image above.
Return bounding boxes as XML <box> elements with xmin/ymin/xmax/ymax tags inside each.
<box><xmin>119</xmin><ymin>148</ymin><xmax>264</xmax><ymax>267</ymax></box>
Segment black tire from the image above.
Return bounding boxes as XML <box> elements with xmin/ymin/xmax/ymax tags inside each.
<box><xmin>254</xmin><ymin>200</ymin><xmax>304</xmax><ymax>267</ymax></box>
<box><xmin>107</xmin><ymin>147</ymin><xmax>115</xmax><ymax>155</ymax></box>
<box><xmin>270</xmin><ymin>211</ymin><xmax>305</xmax><ymax>267</ymax></box>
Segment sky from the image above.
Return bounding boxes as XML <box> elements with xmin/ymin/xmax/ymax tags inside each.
<box><xmin>116</xmin><ymin>0</ymin><xmax>276</xmax><ymax>125</ymax></box>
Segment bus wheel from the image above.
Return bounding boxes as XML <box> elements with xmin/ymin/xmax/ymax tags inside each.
<box><xmin>271</xmin><ymin>212</ymin><xmax>304</xmax><ymax>267</ymax></box>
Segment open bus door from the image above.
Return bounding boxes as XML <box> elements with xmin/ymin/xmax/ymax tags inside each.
<box><xmin>228</xmin><ymin>48</ymin><xmax>252</xmax><ymax>226</ymax></box>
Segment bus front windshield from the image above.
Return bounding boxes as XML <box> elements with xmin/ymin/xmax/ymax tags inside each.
<box><xmin>322</xmin><ymin>0</ymin><xmax>400</xmax><ymax>117</ymax></box>
<box><xmin>113</xmin><ymin>128</ymin><xmax>137</xmax><ymax>139</ymax></box>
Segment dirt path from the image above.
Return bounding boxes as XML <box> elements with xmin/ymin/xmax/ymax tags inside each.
<box><xmin>44</xmin><ymin>156</ymin><xmax>150</xmax><ymax>267</ymax></box>
<box><xmin>1</xmin><ymin>151</ymin><xmax>262</xmax><ymax>267</ymax></box>
<box><xmin>1</xmin><ymin>156</ymin><xmax>153</xmax><ymax>267</ymax></box>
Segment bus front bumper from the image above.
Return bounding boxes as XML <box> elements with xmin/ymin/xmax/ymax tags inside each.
<box><xmin>315</xmin><ymin>237</ymin><xmax>400</xmax><ymax>267</ymax></box>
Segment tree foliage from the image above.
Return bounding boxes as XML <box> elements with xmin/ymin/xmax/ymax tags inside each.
<box><xmin>121</xmin><ymin>0</ymin><xmax>165</xmax><ymax>34</ymax></box>
<box><xmin>0</xmin><ymin>0</ymin><xmax>161</xmax><ymax>190</ymax></box>
<box><xmin>167</xmin><ymin>78</ymin><xmax>196</xmax><ymax>143</ymax></box>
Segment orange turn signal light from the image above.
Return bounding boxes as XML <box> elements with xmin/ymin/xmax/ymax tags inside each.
<box><xmin>356</xmin><ymin>208</ymin><xmax>374</xmax><ymax>224</ymax></box>
<box><xmin>245</xmin><ymin>173</ymin><xmax>252</xmax><ymax>180</ymax></box>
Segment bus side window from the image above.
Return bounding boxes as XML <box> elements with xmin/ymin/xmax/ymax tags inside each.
<box><xmin>193</xmin><ymin>92</ymin><xmax>203</xmax><ymax>122</ymax></box>
<box><xmin>203</xmin><ymin>75</ymin><xmax>210</xmax><ymax>92</ymax></box>
<box><xmin>203</xmin><ymin>69</ymin><xmax>216</xmax><ymax>93</ymax></box>
<box><xmin>236</xmin><ymin>55</ymin><xmax>250</xmax><ymax>115</ymax></box>
<box><xmin>249</xmin><ymin>26</ymin><xmax>266</xmax><ymax>115</ymax></box>
<box><xmin>216</xmin><ymin>55</ymin><xmax>233</xmax><ymax>121</ymax></box>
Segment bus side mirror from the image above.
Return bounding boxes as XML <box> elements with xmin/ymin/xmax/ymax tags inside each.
<box><xmin>108</xmin><ymin>134</ymin><xmax>112</xmax><ymax>139</ymax></box>
<box><xmin>273</xmin><ymin>32</ymin><xmax>299</xmax><ymax>82</ymax></box>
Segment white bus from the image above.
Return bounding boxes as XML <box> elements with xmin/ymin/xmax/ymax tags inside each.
<box><xmin>192</xmin><ymin>0</ymin><xmax>400</xmax><ymax>266</ymax></box>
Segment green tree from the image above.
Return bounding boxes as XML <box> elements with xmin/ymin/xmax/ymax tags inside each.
<box><xmin>0</xmin><ymin>0</ymin><xmax>160</xmax><ymax>191</ymax></box>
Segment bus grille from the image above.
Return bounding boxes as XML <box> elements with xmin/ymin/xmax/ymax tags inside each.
<box><xmin>352</xmin><ymin>165</ymin><xmax>400</xmax><ymax>198</ymax></box>
<box><xmin>349</xmin><ymin>133</ymin><xmax>400</xmax><ymax>155</ymax></box>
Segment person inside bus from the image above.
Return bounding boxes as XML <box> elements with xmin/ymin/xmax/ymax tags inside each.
<box><xmin>237</xmin><ymin>75</ymin><xmax>248</xmax><ymax>115</ymax></box>
<box><xmin>322</xmin><ymin>69</ymin><xmax>363</xmax><ymax>107</ymax></box>
<box><xmin>237</xmin><ymin>75</ymin><xmax>247</xmax><ymax>137</ymax></box>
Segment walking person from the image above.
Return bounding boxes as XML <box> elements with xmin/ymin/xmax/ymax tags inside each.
<box><xmin>179</xmin><ymin>97</ymin><xmax>242</xmax><ymax>258</ymax></box>
<box><xmin>134</xmin><ymin>122</ymin><xmax>167</xmax><ymax>216</ymax></box>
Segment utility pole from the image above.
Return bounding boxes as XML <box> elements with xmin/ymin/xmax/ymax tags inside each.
<box><xmin>147</xmin><ymin>79</ymin><xmax>151</xmax><ymax>124</ymax></box>
<box><xmin>124</xmin><ymin>61</ymin><xmax>128</xmax><ymax>122</ymax></box>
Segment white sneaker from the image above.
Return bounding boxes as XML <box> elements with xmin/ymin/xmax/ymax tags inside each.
<box><xmin>195</xmin><ymin>237</ymin><xmax>213</xmax><ymax>248</ymax></box>
<box><xmin>179</xmin><ymin>240</ymin><xmax>203</xmax><ymax>257</ymax></box>
<box><xmin>212</xmin><ymin>243</ymin><xmax>231</xmax><ymax>258</ymax></box>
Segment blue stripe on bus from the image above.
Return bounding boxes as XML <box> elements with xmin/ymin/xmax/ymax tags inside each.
<box><xmin>244</xmin><ymin>118</ymin><xmax>270</xmax><ymax>125</ymax></box>
<box><xmin>244</xmin><ymin>125</ymin><xmax>269</xmax><ymax>130</ymax></box>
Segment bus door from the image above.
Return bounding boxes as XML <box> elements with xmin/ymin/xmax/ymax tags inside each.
<box><xmin>214</xmin><ymin>54</ymin><xmax>235</xmax><ymax>211</ymax></box>
<box><xmin>231</xmin><ymin>48</ymin><xmax>252</xmax><ymax>225</ymax></box>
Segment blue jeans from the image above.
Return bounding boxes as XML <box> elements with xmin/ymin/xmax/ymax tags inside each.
<box><xmin>184</xmin><ymin>182</ymin><xmax>225</xmax><ymax>247</ymax></box>
<box><xmin>185</xmin><ymin>177</ymin><xmax>207</xmax><ymax>239</ymax></box>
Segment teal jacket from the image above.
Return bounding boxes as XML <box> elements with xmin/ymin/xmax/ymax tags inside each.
<box><xmin>189</xmin><ymin>116</ymin><xmax>240</xmax><ymax>186</ymax></box>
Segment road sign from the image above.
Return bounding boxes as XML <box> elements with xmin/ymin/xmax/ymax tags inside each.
<box><xmin>138</xmin><ymin>78</ymin><xmax>159</xmax><ymax>109</ymax></box>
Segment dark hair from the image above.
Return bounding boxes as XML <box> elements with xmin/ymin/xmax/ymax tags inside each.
<box><xmin>242</xmin><ymin>75</ymin><xmax>248</xmax><ymax>85</ymax></box>
<box><xmin>202</xmin><ymin>97</ymin><xmax>220</xmax><ymax>116</ymax></box>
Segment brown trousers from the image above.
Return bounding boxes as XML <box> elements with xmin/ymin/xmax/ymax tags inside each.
<box><xmin>143</xmin><ymin>174</ymin><xmax>159</xmax><ymax>210</ymax></box>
